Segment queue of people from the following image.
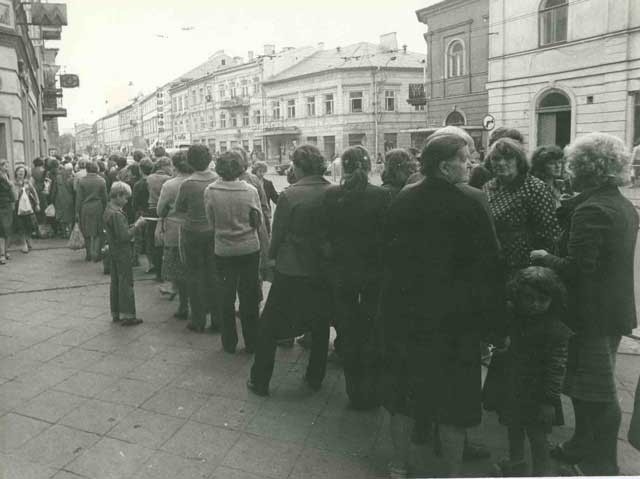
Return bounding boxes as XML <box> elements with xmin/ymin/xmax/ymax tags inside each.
<box><xmin>1</xmin><ymin>127</ymin><xmax>637</xmax><ymax>477</ymax></box>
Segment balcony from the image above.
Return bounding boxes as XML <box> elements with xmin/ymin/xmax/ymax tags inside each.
<box><xmin>407</xmin><ymin>83</ymin><xmax>427</xmax><ymax>106</ymax></box>
<box><xmin>219</xmin><ymin>96</ymin><xmax>251</xmax><ymax>109</ymax></box>
<box><xmin>42</xmin><ymin>91</ymin><xmax>67</xmax><ymax>119</ymax></box>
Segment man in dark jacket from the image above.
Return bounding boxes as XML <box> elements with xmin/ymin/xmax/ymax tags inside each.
<box><xmin>381</xmin><ymin>134</ymin><xmax>506</xmax><ymax>477</ymax></box>
<box><xmin>248</xmin><ymin>145</ymin><xmax>332</xmax><ymax>396</ymax></box>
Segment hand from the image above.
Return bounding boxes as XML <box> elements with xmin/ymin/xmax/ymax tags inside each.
<box><xmin>530</xmin><ymin>249</ymin><xmax>549</xmax><ymax>262</ymax></box>
<box><xmin>537</xmin><ymin>403</ymin><xmax>555</xmax><ymax>427</ymax></box>
<box><xmin>134</xmin><ymin>217</ymin><xmax>145</xmax><ymax>229</ymax></box>
<box><xmin>493</xmin><ymin>336</ymin><xmax>511</xmax><ymax>354</ymax></box>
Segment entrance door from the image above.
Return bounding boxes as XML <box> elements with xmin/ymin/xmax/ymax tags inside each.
<box><xmin>536</xmin><ymin>90</ymin><xmax>571</xmax><ymax>148</ymax></box>
<box><xmin>323</xmin><ymin>136</ymin><xmax>335</xmax><ymax>159</ymax></box>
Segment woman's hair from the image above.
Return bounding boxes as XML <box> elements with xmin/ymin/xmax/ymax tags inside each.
<box><xmin>508</xmin><ymin>266</ymin><xmax>567</xmax><ymax>315</ymax></box>
<box><xmin>109</xmin><ymin>181</ymin><xmax>132</xmax><ymax>199</ymax></box>
<box><xmin>215</xmin><ymin>150</ymin><xmax>245</xmax><ymax>181</ymax></box>
<box><xmin>110</xmin><ymin>154</ymin><xmax>127</xmax><ymax>170</ymax></box>
<box><xmin>488</xmin><ymin>127</ymin><xmax>524</xmax><ymax>147</ymax></box>
<box><xmin>152</xmin><ymin>157</ymin><xmax>172</xmax><ymax>174</ymax></box>
<box><xmin>430</xmin><ymin>126</ymin><xmax>475</xmax><ymax>151</ymax></box>
<box><xmin>486</xmin><ymin>138</ymin><xmax>529</xmax><ymax>177</ymax></box>
<box><xmin>530</xmin><ymin>145</ymin><xmax>564</xmax><ymax>181</ymax></box>
<box><xmin>340</xmin><ymin>146</ymin><xmax>371</xmax><ymax>192</ymax></box>
<box><xmin>77</xmin><ymin>159</ymin><xmax>87</xmax><ymax>170</ymax></box>
<box><xmin>85</xmin><ymin>161</ymin><xmax>98</xmax><ymax>174</ymax></box>
<box><xmin>47</xmin><ymin>158</ymin><xmax>60</xmax><ymax>172</ymax></box>
<box><xmin>187</xmin><ymin>144</ymin><xmax>211</xmax><ymax>172</ymax></box>
<box><xmin>33</xmin><ymin>157</ymin><xmax>44</xmax><ymax>168</ymax></box>
<box><xmin>153</xmin><ymin>146</ymin><xmax>167</xmax><ymax>158</ymax></box>
<box><xmin>139</xmin><ymin>158</ymin><xmax>154</xmax><ymax>176</ymax></box>
<box><xmin>14</xmin><ymin>165</ymin><xmax>28</xmax><ymax>179</ymax></box>
<box><xmin>420</xmin><ymin>134</ymin><xmax>468</xmax><ymax>177</ymax></box>
<box><xmin>251</xmin><ymin>161</ymin><xmax>268</xmax><ymax>175</ymax></box>
<box><xmin>292</xmin><ymin>144</ymin><xmax>326</xmax><ymax>176</ymax></box>
<box><xmin>171</xmin><ymin>151</ymin><xmax>192</xmax><ymax>174</ymax></box>
<box><xmin>565</xmin><ymin>132</ymin><xmax>631</xmax><ymax>186</ymax></box>
<box><xmin>381</xmin><ymin>148</ymin><xmax>414</xmax><ymax>187</ymax></box>
<box><xmin>231</xmin><ymin>147</ymin><xmax>250</xmax><ymax>172</ymax></box>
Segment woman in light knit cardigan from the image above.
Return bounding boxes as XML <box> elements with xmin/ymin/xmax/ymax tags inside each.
<box><xmin>204</xmin><ymin>150</ymin><xmax>266</xmax><ymax>354</ymax></box>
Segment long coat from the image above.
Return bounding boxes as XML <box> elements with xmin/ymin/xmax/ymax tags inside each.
<box><xmin>51</xmin><ymin>172</ymin><xmax>75</xmax><ymax>224</ymax></box>
<box><xmin>380</xmin><ymin>176</ymin><xmax>506</xmax><ymax>427</ymax></box>
<box><xmin>537</xmin><ymin>183</ymin><xmax>638</xmax><ymax>336</ymax></box>
<box><xmin>76</xmin><ymin>173</ymin><xmax>107</xmax><ymax>237</ymax></box>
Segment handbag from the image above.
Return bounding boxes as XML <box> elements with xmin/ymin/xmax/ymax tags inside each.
<box><xmin>68</xmin><ymin>223</ymin><xmax>85</xmax><ymax>250</ymax></box>
<box><xmin>44</xmin><ymin>204</ymin><xmax>56</xmax><ymax>218</ymax></box>
<box><xmin>43</xmin><ymin>177</ymin><xmax>52</xmax><ymax>195</ymax></box>
<box><xmin>17</xmin><ymin>186</ymin><xmax>34</xmax><ymax>216</ymax></box>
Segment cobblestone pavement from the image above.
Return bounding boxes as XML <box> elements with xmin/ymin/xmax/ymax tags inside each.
<box><xmin>0</xmin><ymin>182</ymin><xmax>638</xmax><ymax>478</ymax></box>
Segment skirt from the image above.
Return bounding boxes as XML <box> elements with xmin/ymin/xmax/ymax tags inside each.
<box><xmin>0</xmin><ymin>206</ymin><xmax>13</xmax><ymax>238</ymax></box>
<box><xmin>563</xmin><ymin>335</ymin><xmax>621</xmax><ymax>402</ymax></box>
<box><xmin>13</xmin><ymin>213</ymin><xmax>36</xmax><ymax>236</ymax></box>
<box><xmin>79</xmin><ymin>200</ymin><xmax>104</xmax><ymax>237</ymax></box>
<box><xmin>162</xmin><ymin>246</ymin><xmax>186</xmax><ymax>283</ymax></box>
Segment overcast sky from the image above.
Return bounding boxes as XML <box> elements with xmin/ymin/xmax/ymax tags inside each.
<box><xmin>53</xmin><ymin>0</ymin><xmax>439</xmax><ymax>132</ymax></box>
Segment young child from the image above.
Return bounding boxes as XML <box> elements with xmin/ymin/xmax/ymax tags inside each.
<box><xmin>492</xmin><ymin>266</ymin><xmax>573</xmax><ymax>476</ymax></box>
<box><xmin>103</xmin><ymin>181</ymin><xmax>145</xmax><ymax>326</ymax></box>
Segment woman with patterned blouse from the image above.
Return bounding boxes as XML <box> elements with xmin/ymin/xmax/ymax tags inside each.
<box><xmin>483</xmin><ymin>138</ymin><xmax>560</xmax><ymax>272</ymax></box>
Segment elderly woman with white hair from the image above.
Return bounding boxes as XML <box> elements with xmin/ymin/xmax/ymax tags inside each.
<box><xmin>531</xmin><ymin>132</ymin><xmax>638</xmax><ymax>476</ymax></box>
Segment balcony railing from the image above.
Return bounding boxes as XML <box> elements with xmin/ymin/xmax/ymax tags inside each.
<box><xmin>219</xmin><ymin>96</ymin><xmax>251</xmax><ymax>109</ymax></box>
<box><xmin>407</xmin><ymin>83</ymin><xmax>427</xmax><ymax>106</ymax></box>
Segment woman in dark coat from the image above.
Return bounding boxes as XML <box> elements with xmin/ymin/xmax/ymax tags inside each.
<box><xmin>0</xmin><ymin>159</ymin><xmax>16</xmax><ymax>264</ymax></box>
<box><xmin>530</xmin><ymin>144</ymin><xmax>572</xmax><ymax>206</ymax></box>
<box><xmin>323</xmin><ymin>145</ymin><xmax>390</xmax><ymax>409</ymax></box>
<box><xmin>50</xmin><ymin>163</ymin><xmax>75</xmax><ymax>237</ymax></box>
<box><xmin>76</xmin><ymin>161</ymin><xmax>107</xmax><ymax>261</ymax></box>
<box><xmin>380</xmin><ymin>148</ymin><xmax>417</xmax><ymax>199</ymax></box>
<box><xmin>531</xmin><ymin>132</ymin><xmax>638</xmax><ymax>476</ymax></box>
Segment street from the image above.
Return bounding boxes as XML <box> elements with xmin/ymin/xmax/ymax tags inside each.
<box><xmin>0</xmin><ymin>177</ymin><xmax>639</xmax><ymax>478</ymax></box>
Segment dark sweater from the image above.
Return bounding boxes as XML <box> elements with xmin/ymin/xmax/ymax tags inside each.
<box><xmin>174</xmin><ymin>170</ymin><xmax>218</xmax><ymax>232</ymax></box>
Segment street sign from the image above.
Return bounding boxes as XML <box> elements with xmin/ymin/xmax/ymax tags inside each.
<box><xmin>60</xmin><ymin>74</ymin><xmax>79</xmax><ymax>88</ymax></box>
<box><xmin>482</xmin><ymin>114</ymin><xmax>495</xmax><ymax>131</ymax></box>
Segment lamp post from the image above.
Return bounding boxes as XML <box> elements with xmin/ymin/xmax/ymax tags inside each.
<box><xmin>373</xmin><ymin>56</ymin><xmax>396</xmax><ymax>162</ymax></box>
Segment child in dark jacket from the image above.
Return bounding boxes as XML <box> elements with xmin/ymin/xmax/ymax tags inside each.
<box><xmin>491</xmin><ymin>266</ymin><xmax>573</xmax><ymax>477</ymax></box>
<box><xmin>103</xmin><ymin>181</ymin><xmax>146</xmax><ymax>326</ymax></box>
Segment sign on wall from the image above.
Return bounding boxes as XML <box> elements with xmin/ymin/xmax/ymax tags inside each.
<box><xmin>30</xmin><ymin>3</ymin><xmax>67</xmax><ymax>26</ymax></box>
<box><xmin>60</xmin><ymin>74</ymin><xmax>80</xmax><ymax>88</ymax></box>
<box><xmin>482</xmin><ymin>114</ymin><xmax>496</xmax><ymax>131</ymax></box>
<box><xmin>0</xmin><ymin>2</ymin><xmax>12</xmax><ymax>27</ymax></box>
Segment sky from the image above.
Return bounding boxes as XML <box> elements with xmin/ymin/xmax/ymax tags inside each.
<box><xmin>53</xmin><ymin>0</ymin><xmax>439</xmax><ymax>132</ymax></box>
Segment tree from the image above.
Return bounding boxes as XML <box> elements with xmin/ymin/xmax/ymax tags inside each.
<box><xmin>58</xmin><ymin>134</ymin><xmax>75</xmax><ymax>155</ymax></box>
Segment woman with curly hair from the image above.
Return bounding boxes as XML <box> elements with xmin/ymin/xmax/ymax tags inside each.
<box><xmin>531</xmin><ymin>132</ymin><xmax>638</xmax><ymax>476</ymax></box>
<box><xmin>381</xmin><ymin>149</ymin><xmax>417</xmax><ymax>198</ymax></box>
<box><xmin>530</xmin><ymin>145</ymin><xmax>571</xmax><ymax>205</ymax></box>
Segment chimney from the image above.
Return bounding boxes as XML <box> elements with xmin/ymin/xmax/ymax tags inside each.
<box><xmin>379</xmin><ymin>32</ymin><xmax>398</xmax><ymax>52</ymax></box>
<box><xmin>264</xmin><ymin>44</ymin><xmax>275</xmax><ymax>56</ymax></box>
<box><xmin>233</xmin><ymin>56</ymin><xmax>243</xmax><ymax>64</ymax></box>
<box><xmin>317</xmin><ymin>42</ymin><xmax>325</xmax><ymax>49</ymax></box>
<box><xmin>248</xmin><ymin>50</ymin><xmax>254</xmax><ymax>61</ymax></box>
<box><xmin>336</xmin><ymin>46</ymin><xmax>341</xmax><ymax>53</ymax></box>
<box><xmin>402</xmin><ymin>44</ymin><xmax>407</xmax><ymax>53</ymax></box>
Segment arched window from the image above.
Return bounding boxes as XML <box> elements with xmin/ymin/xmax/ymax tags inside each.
<box><xmin>447</xmin><ymin>40</ymin><xmax>464</xmax><ymax>78</ymax></box>
<box><xmin>537</xmin><ymin>89</ymin><xmax>571</xmax><ymax>148</ymax></box>
<box><xmin>539</xmin><ymin>0</ymin><xmax>568</xmax><ymax>46</ymax></box>
<box><xmin>445</xmin><ymin>110</ymin><xmax>465</xmax><ymax>126</ymax></box>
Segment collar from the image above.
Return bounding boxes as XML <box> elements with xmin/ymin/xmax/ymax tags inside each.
<box><xmin>291</xmin><ymin>175</ymin><xmax>330</xmax><ymax>186</ymax></box>
<box><xmin>190</xmin><ymin>170</ymin><xmax>218</xmax><ymax>181</ymax></box>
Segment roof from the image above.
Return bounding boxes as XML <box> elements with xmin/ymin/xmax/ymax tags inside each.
<box><xmin>263</xmin><ymin>42</ymin><xmax>424</xmax><ymax>84</ymax></box>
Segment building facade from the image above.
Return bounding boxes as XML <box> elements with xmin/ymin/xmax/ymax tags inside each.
<box><xmin>487</xmin><ymin>0</ymin><xmax>640</xmax><ymax>150</ymax></box>
<box><xmin>414</xmin><ymin>0</ymin><xmax>490</xmax><ymax>152</ymax></box>
<box><xmin>102</xmin><ymin>111</ymin><xmax>120</xmax><ymax>153</ymax></box>
<box><xmin>74</xmin><ymin>122</ymin><xmax>93</xmax><ymax>155</ymax></box>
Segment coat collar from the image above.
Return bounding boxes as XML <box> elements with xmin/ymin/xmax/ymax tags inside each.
<box><xmin>291</xmin><ymin>175</ymin><xmax>330</xmax><ymax>187</ymax></box>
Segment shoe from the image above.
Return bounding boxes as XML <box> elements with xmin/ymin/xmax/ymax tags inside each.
<box><xmin>112</xmin><ymin>316</ymin><xmax>121</xmax><ymax>323</ymax></box>
<box><xmin>207</xmin><ymin>323</ymin><xmax>220</xmax><ymax>334</ymax></box>
<box><xmin>121</xmin><ymin>318</ymin><xmax>143</xmax><ymax>326</ymax></box>
<box><xmin>243</xmin><ymin>345</ymin><xmax>255</xmax><ymax>354</ymax></box>
<box><xmin>167</xmin><ymin>291</ymin><xmax>177</xmax><ymax>301</ymax></box>
<box><xmin>174</xmin><ymin>310</ymin><xmax>188</xmax><ymax>320</ymax></box>
<box><xmin>5</xmin><ymin>253</ymin><xmax>10</xmax><ymax>260</ymax></box>
<box><xmin>549</xmin><ymin>442</ymin><xmax>584</xmax><ymax>465</ymax></box>
<box><xmin>21</xmin><ymin>245</ymin><xmax>29</xmax><ymax>254</ymax></box>
<box><xmin>186</xmin><ymin>323</ymin><xmax>205</xmax><ymax>333</ymax></box>
<box><xmin>303</xmin><ymin>375</ymin><xmax>321</xmax><ymax>392</ymax></box>
<box><xmin>0</xmin><ymin>256</ymin><xmax>5</xmax><ymax>265</ymax></box>
<box><xmin>463</xmin><ymin>441</ymin><xmax>491</xmax><ymax>462</ymax></box>
<box><xmin>296</xmin><ymin>333</ymin><xmax>311</xmax><ymax>349</ymax></box>
<box><xmin>491</xmin><ymin>459</ymin><xmax>527</xmax><ymax>477</ymax></box>
<box><xmin>277</xmin><ymin>338</ymin><xmax>294</xmax><ymax>348</ymax></box>
<box><xmin>247</xmin><ymin>379</ymin><xmax>268</xmax><ymax>397</ymax></box>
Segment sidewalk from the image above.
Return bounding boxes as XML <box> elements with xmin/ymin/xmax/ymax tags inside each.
<box><xmin>0</xmin><ymin>241</ymin><xmax>638</xmax><ymax>478</ymax></box>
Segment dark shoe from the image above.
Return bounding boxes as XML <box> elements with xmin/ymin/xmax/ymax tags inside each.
<box><xmin>303</xmin><ymin>375</ymin><xmax>322</xmax><ymax>392</ymax></box>
<box><xmin>277</xmin><ymin>338</ymin><xmax>294</xmax><ymax>348</ymax></box>
<box><xmin>491</xmin><ymin>459</ymin><xmax>527</xmax><ymax>477</ymax></box>
<box><xmin>549</xmin><ymin>443</ymin><xmax>584</xmax><ymax>465</ymax></box>
<box><xmin>247</xmin><ymin>379</ymin><xmax>268</xmax><ymax>397</ymax></box>
<box><xmin>121</xmin><ymin>318</ymin><xmax>143</xmax><ymax>326</ymax></box>
<box><xmin>223</xmin><ymin>345</ymin><xmax>237</xmax><ymax>354</ymax></box>
<box><xmin>207</xmin><ymin>323</ymin><xmax>220</xmax><ymax>334</ymax></box>
<box><xmin>463</xmin><ymin>441</ymin><xmax>491</xmax><ymax>462</ymax></box>
<box><xmin>174</xmin><ymin>310</ymin><xmax>188</xmax><ymax>320</ymax></box>
<box><xmin>243</xmin><ymin>346</ymin><xmax>255</xmax><ymax>354</ymax></box>
<box><xmin>112</xmin><ymin>316</ymin><xmax>121</xmax><ymax>323</ymax></box>
<box><xmin>297</xmin><ymin>333</ymin><xmax>312</xmax><ymax>350</ymax></box>
<box><xmin>186</xmin><ymin>323</ymin><xmax>205</xmax><ymax>333</ymax></box>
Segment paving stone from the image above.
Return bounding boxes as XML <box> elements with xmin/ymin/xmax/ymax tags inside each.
<box><xmin>0</xmin><ymin>452</ymin><xmax>57</xmax><ymax>479</ymax></box>
<box><xmin>289</xmin><ymin>446</ymin><xmax>381</xmax><ymax>479</ymax></box>
<box><xmin>65</xmin><ymin>436</ymin><xmax>154</xmax><ymax>479</ymax></box>
<box><xmin>141</xmin><ymin>386</ymin><xmax>208</xmax><ymax>418</ymax></box>
<box><xmin>221</xmin><ymin>434</ymin><xmax>302</xmax><ymax>479</ymax></box>
<box><xmin>113</xmin><ymin>340</ymin><xmax>166</xmax><ymax>360</ymax></box>
<box><xmin>9</xmin><ymin>341</ymin><xmax>71</xmax><ymax>362</ymax></box>
<box><xmin>126</xmin><ymin>361</ymin><xmax>186</xmax><ymax>385</ymax></box>
<box><xmin>85</xmin><ymin>354</ymin><xmax>146</xmax><ymax>377</ymax></box>
<box><xmin>108</xmin><ymin>409</ymin><xmax>185</xmax><ymax>449</ymax></box>
<box><xmin>193</xmin><ymin>395</ymin><xmax>260</xmax><ymax>431</ymax></box>
<box><xmin>0</xmin><ymin>357</ymin><xmax>43</xmax><ymax>380</ymax></box>
<box><xmin>53</xmin><ymin>371</ymin><xmax>117</xmax><ymax>398</ymax></box>
<box><xmin>0</xmin><ymin>413</ymin><xmax>51</xmax><ymax>452</ymax></box>
<box><xmin>16</xmin><ymin>424</ymin><xmax>100</xmax><ymax>468</ymax></box>
<box><xmin>246</xmin><ymin>408</ymin><xmax>317</xmax><ymax>443</ymax></box>
<box><xmin>15</xmin><ymin>389</ymin><xmax>86</xmax><ymax>423</ymax></box>
<box><xmin>306</xmin><ymin>414</ymin><xmax>382</xmax><ymax>456</ymax></box>
<box><xmin>160</xmin><ymin>421</ymin><xmax>240</xmax><ymax>463</ymax></box>
<box><xmin>209</xmin><ymin>466</ymin><xmax>272</xmax><ymax>479</ymax></box>
<box><xmin>96</xmin><ymin>377</ymin><xmax>161</xmax><ymax>407</ymax></box>
<box><xmin>51</xmin><ymin>348</ymin><xmax>106</xmax><ymax>370</ymax></box>
<box><xmin>0</xmin><ymin>379</ymin><xmax>48</xmax><ymax>413</ymax></box>
<box><xmin>60</xmin><ymin>398</ymin><xmax>134</xmax><ymax>435</ymax></box>
<box><xmin>50</xmin><ymin>470</ymin><xmax>90</xmax><ymax>479</ymax></box>
<box><xmin>131</xmin><ymin>451</ymin><xmax>217</xmax><ymax>479</ymax></box>
<box><xmin>16</xmin><ymin>363</ymin><xmax>77</xmax><ymax>389</ymax></box>
<box><xmin>153</xmin><ymin>346</ymin><xmax>211</xmax><ymax>365</ymax></box>
<box><xmin>48</xmin><ymin>328</ymin><xmax>102</xmax><ymax>347</ymax></box>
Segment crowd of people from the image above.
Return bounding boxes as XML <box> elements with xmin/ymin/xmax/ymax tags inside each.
<box><xmin>0</xmin><ymin>126</ymin><xmax>638</xmax><ymax>477</ymax></box>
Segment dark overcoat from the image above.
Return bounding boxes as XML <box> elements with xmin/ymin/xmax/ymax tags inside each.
<box><xmin>380</xmin><ymin>176</ymin><xmax>505</xmax><ymax>427</ymax></box>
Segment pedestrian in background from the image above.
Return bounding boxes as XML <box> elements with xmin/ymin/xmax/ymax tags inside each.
<box><xmin>205</xmin><ymin>150</ymin><xmax>264</xmax><ymax>354</ymax></box>
<box><xmin>380</xmin><ymin>149</ymin><xmax>418</xmax><ymax>198</ymax></box>
<box><xmin>75</xmin><ymin>161</ymin><xmax>107</xmax><ymax>262</ymax></box>
<box><xmin>13</xmin><ymin>165</ymin><xmax>39</xmax><ymax>254</ymax></box>
<box><xmin>530</xmin><ymin>145</ymin><xmax>572</xmax><ymax>206</ymax></box>
<box><xmin>145</xmin><ymin>157</ymin><xmax>172</xmax><ymax>281</ymax></box>
<box><xmin>251</xmin><ymin>161</ymin><xmax>278</xmax><ymax>234</ymax></box>
<box><xmin>0</xmin><ymin>159</ymin><xmax>16</xmax><ymax>264</ymax></box>
<box><xmin>104</xmin><ymin>181</ymin><xmax>146</xmax><ymax>326</ymax></box>
<box><xmin>468</xmin><ymin>128</ymin><xmax>524</xmax><ymax>189</ymax></box>
<box><xmin>50</xmin><ymin>162</ymin><xmax>75</xmax><ymax>238</ymax></box>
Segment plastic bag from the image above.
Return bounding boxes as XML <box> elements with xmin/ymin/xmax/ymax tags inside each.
<box><xmin>17</xmin><ymin>187</ymin><xmax>33</xmax><ymax>216</ymax></box>
<box><xmin>44</xmin><ymin>204</ymin><xmax>56</xmax><ymax>218</ymax></box>
<box><xmin>68</xmin><ymin>223</ymin><xmax>85</xmax><ymax>250</ymax></box>
<box><xmin>43</xmin><ymin>177</ymin><xmax>52</xmax><ymax>195</ymax></box>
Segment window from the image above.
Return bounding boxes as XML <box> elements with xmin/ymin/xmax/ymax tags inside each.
<box><xmin>350</xmin><ymin>92</ymin><xmax>363</xmax><ymax>113</ymax></box>
<box><xmin>199</xmin><ymin>113</ymin><xmax>205</xmax><ymax>130</ymax></box>
<box><xmin>306</xmin><ymin>97</ymin><xmax>316</xmax><ymax>116</ymax></box>
<box><xmin>384</xmin><ymin>90</ymin><xmax>395</xmax><ymax>112</ymax></box>
<box><xmin>271</xmin><ymin>101</ymin><xmax>280</xmax><ymax>120</ymax></box>
<box><xmin>219</xmin><ymin>141</ymin><xmax>227</xmax><ymax>152</ymax></box>
<box><xmin>242</xmin><ymin>111</ymin><xmax>250</xmax><ymax>127</ymax></box>
<box><xmin>219</xmin><ymin>85</ymin><xmax>226</xmax><ymax>99</ymax></box>
<box><xmin>414</xmin><ymin>104</ymin><xmax>425</xmax><ymax>111</ymax></box>
<box><xmin>242</xmin><ymin>140</ymin><xmax>250</xmax><ymax>151</ymax></box>
<box><xmin>241</xmin><ymin>80</ymin><xmax>249</xmax><ymax>97</ymax></box>
<box><xmin>253</xmin><ymin>77</ymin><xmax>260</xmax><ymax>94</ymax></box>
<box><xmin>348</xmin><ymin>133</ymin><xmax>365</xmax><ymax>146</ymax></box>
<box><xmin>206</xmin><ymin>85</ymin><xmax>212</xmax><ymax>100</ymax></box>
<box><xmin>199</xmin><ymin>87</ymin><xmax>204</xmax><ymax>104</ymax></box>
<box><xmin>287</xmin><ymin>99</ymin><xmax>296</xmax><ymax>119</ymax></box>
<box><xmin>172</xmin><ymin>98</ymin><xmax>177</xmax><ymax>112</ymax></box>
<box><xmin>231</xmin><ymin>114</ymin><xmax>237</xmax><ymax>127</ymax></box>
<box><xmin>445</xmin><ymin>110</ymin><xmax>465</xmax><ymax>126</ymax></box>
<box><xmin>537</xmin><ymin>89</ymin><xmax>571</xmax><ymax>148</ymax></box>
<box><xmin>447</xmin><ymin>40</ymin><xmax>464</xmax><ymax>78</ymax></box>
<box><xmin>230</xmin><ymin>83</ymin><xmax>237</xmax><ymax>98</ymax></box>
<box><xmin>324</xmin><ymin>94</ymin><xmax>334</xmax><ymax>115</ymax></box>
<box><xmin>220</xmin><ymin>112</ymin><xmax>226</xmax><ymax>128</ymax></box>
<box><xmin>384</xmin><ymin>133</ymin><xmax>397</xmax><ymax>151</ymax></box>
<box><xmin>539</xmin><ymin>0</ymin><xmax>568</xmax><ymax>46</ymax></box>
<box><xmin>306</xmin><ymin>136</ymin><xmax>317</xmax><ymax>145</ymax></box>
<box><xmin>254</xmin><ymin>110</ymin><xmax>261</xmax><ymax>125</ymax></box>
<box><xmin>192</xmin><ymin>89</ymin><xmax>197</xmax><ymax>105</ymax></box>
<box><xmin>634</xmin><ymin>93</ymin><xmax>640</xmax><ymax>150</ymax></box>
<box><xmin>209</xmin><ymin>113</ymin><xmax>215</xmax><ymax>129</ymax></box>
